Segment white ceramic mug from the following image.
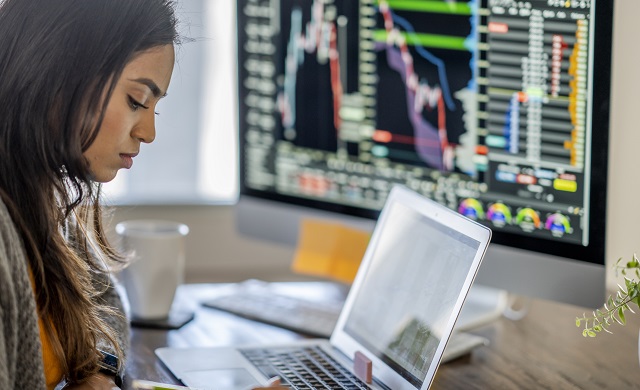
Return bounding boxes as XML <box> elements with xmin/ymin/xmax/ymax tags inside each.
<box><xmin>116</xmin><ymin>220</ymin><xmax>189</xmax><ymax>320</ymax></box>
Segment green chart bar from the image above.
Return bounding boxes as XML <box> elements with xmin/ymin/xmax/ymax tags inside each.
<box><xmin>373</xmin><ymin>30</ymin><xmax>468</xmax><ymax>51</ymax></box>
<box><xmin>379</xmin><ymin>0</ymin><xmax>473</xmax><ymax>15</ymax></box>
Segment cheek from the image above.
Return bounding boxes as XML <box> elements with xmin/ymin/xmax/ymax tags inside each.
<box><xmin>97</xmin><ymin>105</ymin><xmax>134</xmax><ymax>146</ymax></box>
<box><xmin>85</xmin><ymin>110</ymin><xmax>129</xmax><ymax>161</ymax></box>
<box><xmin>101</xmin><ymin>102</ymin><xmax>129</xmax><ymax>136</ymax></box>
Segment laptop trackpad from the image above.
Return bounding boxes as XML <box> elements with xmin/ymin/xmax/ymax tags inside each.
<box><xmin>182</xmin><ymin>368</ymin><xmax>260</xmax><ymax>390</ymax></box>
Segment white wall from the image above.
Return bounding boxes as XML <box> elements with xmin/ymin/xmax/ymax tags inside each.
<box><xmin>105</xmin><ymin>1</ymin><xmax>640</xmax><ymax>293</ymax></box>
<box><xmin>109</xmin><ymin>205</ymin><xmax>305</xmax><ymax>282</ymax></box>
<box><xmin>105</xmin><ymin>204</ymin><xmax>302</xmax><ymax>283</ymax></box>
<box><xmin>605</xmin><ymin>0</ymin><xmax>640</xmax><ymax>291</ymax></box>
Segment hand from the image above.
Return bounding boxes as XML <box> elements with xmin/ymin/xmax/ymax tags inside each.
<box><xmin>63</xmin><ymin>372</ymin><xmax>120</xmax><ymax>390</ymax></box>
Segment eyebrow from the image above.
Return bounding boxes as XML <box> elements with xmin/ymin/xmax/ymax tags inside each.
<box><xmin>130</xmin><ymin>77</ymin><xmax>167</xmax><ymax>98</ymax></box>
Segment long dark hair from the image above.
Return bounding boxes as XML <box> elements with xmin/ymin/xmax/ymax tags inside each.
<box><xmin>0</xmin><ymin>0</ymin><xmax>179</xmax><ymax>383</ymax></box>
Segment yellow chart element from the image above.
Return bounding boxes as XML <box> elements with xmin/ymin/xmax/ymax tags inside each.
<box><xmin>554</xmin><ymin>178</ymin><xmax>578</xmax><ymax>192</ymax></box>
<box><xmin>291</xmin><ymin>219</ymin><xmax>371</xmax><ymax>284</ymax></box>
<box><xmin>566</xmin><ymin>19</ymin><xmax>587</xmax><ymax>167</ymax></box>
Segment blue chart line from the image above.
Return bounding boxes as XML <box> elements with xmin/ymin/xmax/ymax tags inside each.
<box><xmin>504</xmin><ymin>93</ymin><xmax>520</xmax><ymax>154</ymax></box>
<box><xmin>389</xmin><ymin>11</ymin><xmax>456</xmax><ymax>111</ymax></box>
<box><xmin>468</xmin><ymin>0</ymin><xmax>478</xmax><ymax>91</ymax></box>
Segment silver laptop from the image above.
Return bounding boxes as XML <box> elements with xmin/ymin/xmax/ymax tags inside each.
<box><xmin>156</xmin><ymin>185</ymin><xmax>492</xmax><ymax>390</ymax></box>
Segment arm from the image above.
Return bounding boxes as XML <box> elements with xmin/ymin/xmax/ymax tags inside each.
<box><xmin>92</xmin><ymin>268</ymin><xmax>130</xmax><ymax>367</ymax></box>
<box><xmin>62</xmin><ymin>270</ymin><xmax>129</xmax><ymax>389</ymax></box>
<box><xmin>0</xmin><ymin>200</ymin><xmax>47</xmax><ymax>388</ymax></box>
<box><xmin>0</xmin><ymin>300</ymin><xmax>7</xmax><ymax>386</ymax></box>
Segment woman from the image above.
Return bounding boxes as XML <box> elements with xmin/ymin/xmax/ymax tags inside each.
<box><xmin>0</xmin><ymin>0</ymin><xmax>178</xmax><ymax>388</ymax></box>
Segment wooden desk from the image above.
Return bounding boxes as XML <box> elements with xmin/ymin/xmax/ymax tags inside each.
<box><xmin>124</xmin><ymin>283</ymin><xmax>640</xmax><ymax>389</ymax></box>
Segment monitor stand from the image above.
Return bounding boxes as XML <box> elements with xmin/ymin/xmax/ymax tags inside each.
<box><xmin>455</xmin><ymin>284</ymin><xmax>509</xmax><ymax>331</ymax></box>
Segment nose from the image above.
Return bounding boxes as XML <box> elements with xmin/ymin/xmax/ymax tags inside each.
<box><xmin>131</xmin><ymin>110</ymin><xmax>156</xmax><ymax>143</ymax></box>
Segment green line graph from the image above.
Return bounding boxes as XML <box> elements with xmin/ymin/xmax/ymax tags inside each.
<box><xmin>373</xmin><ymin>30</ymin><xmax>468</xmax><ymax>51</ymax></box>
<box><xmin>379</xmin><ymin>0</ymin><xmax>473</xmax><ymax>15</ymax></box>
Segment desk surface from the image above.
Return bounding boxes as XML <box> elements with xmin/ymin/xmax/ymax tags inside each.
<box><xmin>124</xmin><ymin>283</ymin><xmax>640</xmax><ymax>389</ymax></box>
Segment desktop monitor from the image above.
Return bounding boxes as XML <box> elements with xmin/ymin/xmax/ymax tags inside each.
<box><xmin>235</xmin><ymin>0</ymin><xmax>614</xmax><ymax>308</ymax></box>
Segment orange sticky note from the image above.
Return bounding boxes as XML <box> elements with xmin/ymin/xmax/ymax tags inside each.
<box><xmin>291</xmin><ymin>219</ymin><xmax>370</xmax><ymax>284</ymax></box>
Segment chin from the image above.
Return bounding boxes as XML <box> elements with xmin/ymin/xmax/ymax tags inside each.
<box><xmin>91</xmin><ymin>170</ymin><xmax>119</xmax><ymax>183</ymax></box>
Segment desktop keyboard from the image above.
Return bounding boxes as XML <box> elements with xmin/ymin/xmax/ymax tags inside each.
<box><xmin>201</xmin><ymin>281</ymin><xmax>490</xmax><ymax>362</ymax></box>
<box><xmin>203</xmin><ymin>286</ymin><xmax>342</xmax><ymax>338</ymax></box>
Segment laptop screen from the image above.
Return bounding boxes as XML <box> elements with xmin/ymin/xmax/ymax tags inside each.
<box><xmin>342</xmin><ymin>201</ymin><xmax>481</xmax><ymax>387</ymax></box>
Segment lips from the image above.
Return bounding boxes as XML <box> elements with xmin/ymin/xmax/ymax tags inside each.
<box><xmin>120</xmin><ymin>152</ymin><xmax>138</xmax><ymax>169</ymax></box>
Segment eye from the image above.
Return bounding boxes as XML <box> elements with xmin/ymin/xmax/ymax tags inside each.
<box><xmin>128</xmin><ymin>96</ymin><xmax>149</xmax><ymax>111</ymax></box>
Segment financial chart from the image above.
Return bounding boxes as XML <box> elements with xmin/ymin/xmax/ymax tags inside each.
<box><xmin>238</xmin><ymin>0</ymin><xmax>596</xmax><ymax>246</ymax></box>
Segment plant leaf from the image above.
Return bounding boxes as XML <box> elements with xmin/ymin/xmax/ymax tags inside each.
<box><xmin>618</xmin><ymin>307</ymin><xmax>626</xmax><ymax>325</ymax></box>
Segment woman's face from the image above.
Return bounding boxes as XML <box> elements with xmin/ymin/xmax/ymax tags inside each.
<box><xmin>83</xmin><ymin>44</ymin><xmax>175</xmax><ymax>183</ymax></box>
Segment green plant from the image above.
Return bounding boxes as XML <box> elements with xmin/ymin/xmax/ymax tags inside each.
<box><xmin>575</xmin><ymin>254</ymin><xmax>640</xmax><ymax>337</ymax></box>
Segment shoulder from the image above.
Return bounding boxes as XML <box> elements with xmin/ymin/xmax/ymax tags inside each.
<box><xmin>0</xmin><ymin>197</ymin><xmax>29</xmax><ymax>301</ymax></box>
<box><xmin>0</xmin><ymin>198</ymin><xmax>20</xmax><ymax>244</ymax></box>
<box><xmin>0</xmin><ymin>198</ymin><xmax>23</xmax><ymax>269</ymax></box>
<box><xmin>0</xmin><ymin>199</ymin><xmax>16</xmax><ymax>270</ymax></box>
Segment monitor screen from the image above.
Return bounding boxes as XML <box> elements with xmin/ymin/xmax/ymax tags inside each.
<box><xmin>237</xmin><ymin>0</ymin><xmax>612</xmax><ymax>266</ymax></box>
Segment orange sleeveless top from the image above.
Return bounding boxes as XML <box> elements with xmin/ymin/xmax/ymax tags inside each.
<box><xmin>28</xmin><ymin>268</ymin><xmax>65</xmax><ymax>390</ymax></box>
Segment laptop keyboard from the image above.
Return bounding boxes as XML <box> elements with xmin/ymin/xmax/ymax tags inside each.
<box><xmin>240</xmin><ymin>346</ymin><xmax>373</xmax><ymax>389</ymax></box>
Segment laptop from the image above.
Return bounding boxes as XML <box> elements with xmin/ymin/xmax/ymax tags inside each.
<box><xmin>156</xmin><ymin>185</ymin><xmax>492</xmax><ymax>390</ymax></box>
